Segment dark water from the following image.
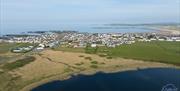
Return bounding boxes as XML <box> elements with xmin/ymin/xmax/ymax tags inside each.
<box><xmin>32</xmin><ymin>68</ymin><xmax>180</xmax><ymax>91</ymax></box>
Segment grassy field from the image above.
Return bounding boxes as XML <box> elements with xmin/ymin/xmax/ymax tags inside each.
<box><xmin>2</xmin><ymin>56</ymin><xmax>36</xmax><ymax>71</ymax></box>
<box><xmin>0</xmin><ymin>56</ymin><xmax>36</xmax><ymax>91</ymax></box>
<box><xmin>53</xmin><ymin>47</ymin><xmax>85</xmax><ymax>53</ymax></box>
<box><xmin>0</xmin><ymin>43</ymin><xmax>36</xmax><ymax>54</ymax></box>
<box><xmin>54</xmin><ymin>41</ymin><xmax>180</xmax><ymax>65</ymax></box>
<box><xmin>0</xmin><ymin>43</ymin><xmax>18</xmax><ymax>54</ymax></box>
<box><xmin>97</xmin><ymin>41</ymin><xmax>180</xmax><ymax>65</ymax></box>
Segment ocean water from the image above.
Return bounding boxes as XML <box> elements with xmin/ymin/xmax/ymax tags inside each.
<box><xmin>32</xmin><ymin>68</ymin><xmax>180</xmax><ymax>91</ymax></box>
<box><xmin>1</xmin><ymin>25</ymin><xmax>155</xmax><ymax>35</ymax></box>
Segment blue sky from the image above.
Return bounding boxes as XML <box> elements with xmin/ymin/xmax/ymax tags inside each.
<box><xmin>0</xmin><ymin>0</ymin><xmax>180</xmax><ymax>34</ymax></box>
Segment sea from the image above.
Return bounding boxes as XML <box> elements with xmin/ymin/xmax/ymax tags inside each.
<box><xmin>0</xmin><ymin>24</ymin><xmax>155</xmax><ymax>35</ymax></box>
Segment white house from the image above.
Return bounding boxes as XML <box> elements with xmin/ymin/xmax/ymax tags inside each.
<box><xmin>91</xmin><ymin>44</ymin><xmax>97</xmax><ymax>48</ymax></box>
<box><xmin>38</xmin><ymin>44</ymin><xmax>45</xmax><ymax>48</ymax></box>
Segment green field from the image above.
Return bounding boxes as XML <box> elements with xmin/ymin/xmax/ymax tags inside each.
<box><xmin>55</xmin><ymin>41</ymin><xmax>180</xmax><ymax>66</ymax></box>
<box><xmin>0</xmin><ymin>43</ymin><xmax>36</xmax><ymax>63</ymax></box>
<box><xmin>0</xmin><ymin>43</ymin><xmax>18</xmax><ymax>54</ymax></box>
<box><xmin>0</xmin><ymin>43</ymin><xmax>36</xmax><ymax>54</ymax></box>
<box><xmin>97</xmin><ymin>41</ymin><xmax>180</xmax><ymax>65</ymax></box>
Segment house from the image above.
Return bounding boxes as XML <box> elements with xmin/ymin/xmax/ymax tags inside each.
<box><xmin>36</xmin><ymin>47</ymin><xmax>44</xmax><ymax>50</ymax></box>
<box><xmin>38</xmin><ymin>44</ymin><xmax>45</xmax><ymax>48</ymax></box>
<box><xmin>12</xmin><ymin>49</ymin><xmax>23</xmax><ymax>53</ymax></box>
<box><xmin>91</xmin><ymin>44</ymin><xmax>97</xmax><ymax>48</ymax></box>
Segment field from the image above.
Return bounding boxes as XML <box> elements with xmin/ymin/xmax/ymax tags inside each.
<box><xmin>0</xmin><ymin>43</ymin><xmax>36</xmax><ymax>63</ymax></box>
<box><xmin>0</xmin><ymin>43</ymin><xmax>36</xmax><ymax>54</ymax></box>
<box><xmin>0</xmin><ymin>50</ymin><xmax>175</xmax><ymax>91</ymax></box>
<box><xmin>2</xmin><ymin>56</ymin><xmax>36</xmax><ymax>71</ymax></box>
<box><xmin>53</xmin><ymin>47</ymin><xmax>85</xmax><ymax>53</ymax></box>
<box><xmin>55</xmin><ymin>41</ymin><xmax>180</xmax><ymax>65</ymax></box>
<box><xmin>0</xmin><ymin>43</ymin><xmax>18</xmax><ymax>54</ymax></box>
<box><xmin>102</xmin><ymin>41</ymin><xmax>180</xmax><ymax>65</ymax></box>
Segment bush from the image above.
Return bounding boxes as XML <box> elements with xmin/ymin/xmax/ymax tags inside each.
<box><xmin>90</xmin><ymin>65</ymin><xmax>98</xmax><ymax>68</ymax></box>
<box><xmin>98</xmin><ymin>54</ymin><xmax>107</xmax><ymax>57</ymax></box>
<box><xmin>79</xmin><ymin>55</ymin><xmax>84</xmax><ymax>57</ymax></box>
<box><xmin>91</xmin><ymin>61</ymin><xmax>98</xmax><ymax>64</ymax></box>
<box><xmin>100</xmin><ymin>62</ymin><xmax>105</xmax><ymax>65</ymax></box>
<box><xmin>106</xmin><ymin>56</ymin><xmax>113</xmax><ymax>59</ymax></box>
<box><xmin>64</xmin><ymin>68</ymin><xmax>73</xmax><ymax>73</ymax></box>
<box><xmin>75</xmin><ymin>62</ymin><xmax>84</xmax><ymax>66</ymax></box>
<box><xmin>84</xmin><ymin>57</ymin><xmax>92</xmax><ymax>60</ymax></box>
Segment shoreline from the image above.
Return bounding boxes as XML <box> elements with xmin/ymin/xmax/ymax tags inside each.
<box><xmin>146</xmin><ymin>27</ymin><xmax>180</xmax><ymax>35</ymax></box>
<box><xmin>20</xmin><ymin>63</ymin><xmax>178</xmax><ymax>91</ymax></box>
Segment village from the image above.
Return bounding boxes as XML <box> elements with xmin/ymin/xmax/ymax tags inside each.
<box><xmin>0</xmin><ymin>31</ymin><xmax>180</xmax><ymax>53</ymax></box>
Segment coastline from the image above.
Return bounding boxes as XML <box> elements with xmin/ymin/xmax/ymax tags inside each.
<box><xmin>20</xmin><ymin>62</ymin><xmax>178</xmax><ymax>91</ymax></box>
<box><xmin>146</xmin><ymin>26</ymin><xmax>180</xmax><ymax>35</ymax></box>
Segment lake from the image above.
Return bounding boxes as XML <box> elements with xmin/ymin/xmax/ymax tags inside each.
<box><xmin>32</xmin><ymin>68</ymin><xmax>180</xmax><ymax>91</ymax></box>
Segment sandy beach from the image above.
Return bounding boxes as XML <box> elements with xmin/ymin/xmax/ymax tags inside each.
<box><xmin>147</xmin><ymin>26</ymin><xmax>180</xmax><ymax>35</ymax></box>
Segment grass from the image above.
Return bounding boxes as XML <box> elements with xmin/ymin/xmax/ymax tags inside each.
<box><xmin>91</xmin><ymin>61</ymin><xmax>98</xmax><ymax>64</ymax></box>
<box><xmin>98</xmin><ymin>54</ymin><xmax>107</xmax><ymax>57</ymax></box>
<box><xmin>52</xmin><ymin>41</ymin><xmax>180</xmax><ymax>65</ymax></box>
<box><xmin>105</xmin><ymin>41</ymin><xmax>180</xmax><ymax>65</ymax></box>
<box><xmin>75</xmin><ymin>62</ymin><xmax>84</xmax><ymax>66</ymax></box>
<box><xmin>0</xmin><ymin>43</ymin><xmax>36</xmax><ymax>54</ymax></box>
<box><xmin>63</xmin><ymin>68</ymin><xmax>73</xmax><ymax>73</ymax></box>
<box><xmin>84</xmin><ymin>57</ymin><xmax>92</xmax><ymax>60</ymax></box>
<box><xmin>0</xmin><ymin>56</ymin><xmax>11</xmax><ymax>63</ymax></box>
<box><xmin>0</xmin><ymin>43</ymin><xmax>18</xmax><ymax>54</ymax></box>
<box><xmin>106</xmin><ymin>56</ymin><xmax>113</xmax><ymax>59</ymax></box>
<box><xmin>85</xmin><ymin>45</ymin><xmax>98</xmax><ymax>54</ymax></box>
<box><xmin>79</xmin><ymin>55</ymin><xmax>84</xmax><ymax>57</ymax></box>
<box><xmin>2</xmin><ymin>56</ymin><xmax>36</xmax><ymax>71</ymax></box>
<box><xmin>53</xmin><ymin>47</ymin><xmax>85</xmax><ymax>53</ymax></box>
<box><xmin>90</xmin><ymin>65</ymin><xmax>98</xmax><ymax>68</ymax></box>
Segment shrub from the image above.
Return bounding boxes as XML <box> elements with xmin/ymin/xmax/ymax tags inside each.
<box><xmin>84</xmin><ymin>57</ymin><xmax>92</xmax><ymax>60</ymax></box>
<box><xmin>90</xmin><ymin>65</ymin><xmax>98</xmax><ymax>68</ymax></box>
<box><xmin>75</xmin><ymin>62</ymin><xmax>84</xmax><ymax>66</ymax></box>
<box><xmin>91</xmin><ymin>61</ymin><xmax>98</xmax><ymax>64</ymax></box>
<box><xmin>79</xmin><ymin>55</ymin><xmax>84</xmax><ymax>57</ymax></box>
<box><xmin>100</xmin><ymin>62</ymin><xmax>105</xmax><ymax>65</ymax></box>
<box><xmin>64</xmin><ymin>68</ymin><xmax>73</xmax><ymax>73</ymax></box>
<box><xmin>106</xmin><ymin>56</ymin><xmax>113</xmax><ymax>59</ymax></box>
<box><xmin>98</xmin><ymin>54</ymin><xmax>107</xmax><ymax>57</ymax></box>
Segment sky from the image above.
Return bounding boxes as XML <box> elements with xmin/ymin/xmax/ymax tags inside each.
<box><xmin>0</xmin><ymin>0</ymin><xmax>180</xmax><ymax>34</ymax></box>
